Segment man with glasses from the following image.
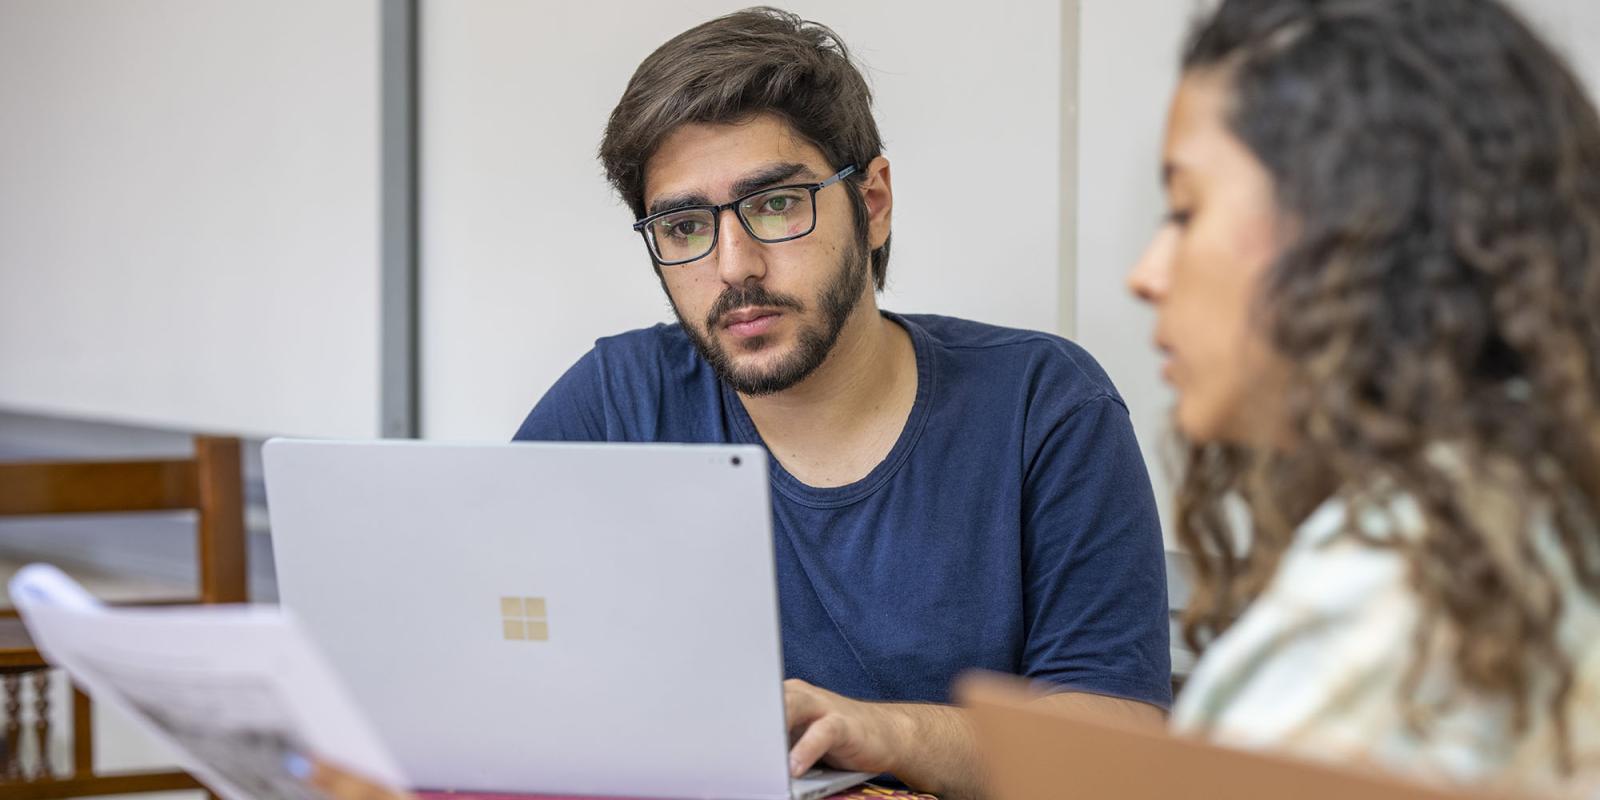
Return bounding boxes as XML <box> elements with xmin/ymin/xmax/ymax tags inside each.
<box><xmin>516</xmin><ymin>8</ymin><xmax>1169</xmax><ymax>798</ymax></box>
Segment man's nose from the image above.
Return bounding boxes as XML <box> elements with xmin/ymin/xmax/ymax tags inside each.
<box><xmin>712</xmin><ymin>208</ymin><xmax>768</xmax><ymax>287</ymax></box>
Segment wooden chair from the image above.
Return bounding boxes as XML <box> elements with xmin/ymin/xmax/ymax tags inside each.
<box><xmin>0</xmin><ymin>435</ymin><xmax>247</xmax><ymax>799</ymax></box>
<box><xmin>962</xmin><ymin>675</ymin><xmax>1525</xmax><ymax>800</ymax></box>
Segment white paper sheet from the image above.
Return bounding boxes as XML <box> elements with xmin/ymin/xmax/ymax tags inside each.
<box><xmin>9</xmin><ymin>563</ymin><xmax>407</xmax><ymax>800</ymax></box>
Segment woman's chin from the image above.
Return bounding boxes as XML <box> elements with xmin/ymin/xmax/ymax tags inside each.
<box><xmin>1174</xmin><ymin>399</ymin><xmax>1226</xmax><ymax>445</ymax></box>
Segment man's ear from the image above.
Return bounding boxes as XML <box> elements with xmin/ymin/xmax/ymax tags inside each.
<box><xmin>857</xmin><ymin>156</ymin><xmax>893</xmax><ymax>251</ymax></box>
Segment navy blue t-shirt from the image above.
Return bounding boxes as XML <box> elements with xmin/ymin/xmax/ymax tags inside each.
<box><xmin>515</xmin><ymin>312</ymin><xmax>1171</xmax><ymax>709</ymax></box>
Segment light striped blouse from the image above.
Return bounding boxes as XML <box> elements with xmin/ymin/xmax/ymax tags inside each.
<box><xmin>1170</xmin><ymin>494</ymin><xmax>1600</xmax><ymax>796</ymax></box>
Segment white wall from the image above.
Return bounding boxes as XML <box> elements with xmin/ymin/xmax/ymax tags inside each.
<box><xmin>0</xmin><ymin>0</ymin><xmax>382</xmax><ymax>439</ymax></box>
<box><xmin>419</xmin><ymin>0</ymin><xmax>1067</xmax><ymax>439</ymax></box>
<box><xmin>1511</xmin><ymin>0</ymin><xmax>1600</xmax><ymax>85</ymax></box>
<box><xmin>1073</xmin><ymin>1</ymin><xmax>1199</xmax><ymax>545</ymax></box>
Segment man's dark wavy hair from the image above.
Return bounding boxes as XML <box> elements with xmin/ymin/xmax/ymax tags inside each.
<box><xmin>600</xmin><ymin>7</ymin><xmax>889</xmax><ymax>289</ymax></box>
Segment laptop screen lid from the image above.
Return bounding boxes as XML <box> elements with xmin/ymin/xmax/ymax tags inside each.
<box><xmin>264</xmin><ymin>439</ymin><xmax>793</xmax><ymax>799</ymax></box>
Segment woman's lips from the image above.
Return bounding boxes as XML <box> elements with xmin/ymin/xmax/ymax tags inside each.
<box><xmin>1156</xmin><ymin>341</ymin><xmax>1175</xmax><ymax>383</ymax></box>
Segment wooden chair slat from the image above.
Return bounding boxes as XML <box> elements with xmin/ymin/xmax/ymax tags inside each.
<box><xmin>0</xmin><ymin>435</ymin><xmax>246</xmax><ymax>797</ymax></box>
<box><xmin>71</xmin><ymin>689</ymin><xmax>92</xmax><ymax>775</ymax></box>
<box><xmin>194</xmin><ymin>437</ymin><xmax>247</xmax><ymax>604</ymax></box>
<box><xmin>0</xmin><ymin>460</ymin><xmax>199</xmax><ymax>515</ymax></box>
<box><xmin>0</xmin><ymin>770</ymin><xmax>201</xmax><ymax>799</ymax></box>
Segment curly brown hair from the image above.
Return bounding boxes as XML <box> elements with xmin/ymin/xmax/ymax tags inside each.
<box><xmin>1175</xmin><ymin>0</ymin><xmax>1600</xmax><ymax>766</ymax></box>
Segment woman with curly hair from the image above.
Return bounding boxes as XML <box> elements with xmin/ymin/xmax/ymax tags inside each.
<box><xmin>1130</xmin><ymin>0</ymin><xmax>1600</xmax><ymax>791</ymax></box>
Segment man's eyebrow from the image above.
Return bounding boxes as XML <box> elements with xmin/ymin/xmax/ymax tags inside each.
<box><xmin>730</xmin><ymin>162</ymin><xmax>813</xmax><ymax>198</ymax></box>
<box><xmin>648</xmin><ymin>191</ymin><xmax>712</xmax><ymax>217</ymax></box>
<box><xmin>1162</xmin><ymin>161</ymin><xmax>1179</xmax><ymax>187</ymax></box>
<box><xmin>646</xmin><ymin>162</ymin><xmax>815</xmax><ymax>217</ymax></box>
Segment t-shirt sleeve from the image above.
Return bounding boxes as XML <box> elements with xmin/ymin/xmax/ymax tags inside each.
<box><xmin>1021</xmin><ymin>394</ymin><xmax>1172</xmax><ymax>709</ymax></box>
<box><xmin>513</xmin><ymin>348</ymin><xmax>610</xmax><ymax>442</ymax></box>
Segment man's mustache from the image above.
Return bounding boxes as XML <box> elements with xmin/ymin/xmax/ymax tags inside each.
<box><xmin>705</xmin><ymin>285</ymin><xmax>806</xmax><ymax>329</ymax></box>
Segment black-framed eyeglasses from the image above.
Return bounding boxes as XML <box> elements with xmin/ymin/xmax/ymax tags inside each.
<box><xmin>631</xmin><ymin>165</ymin><xmax>859</xmax><ymax>266</ymax></box>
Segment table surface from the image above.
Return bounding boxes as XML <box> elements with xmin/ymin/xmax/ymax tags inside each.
<box><xmin>416</xmin><ymin>785</ymin><xmax>937</xmax><ymax>800</ymax></box>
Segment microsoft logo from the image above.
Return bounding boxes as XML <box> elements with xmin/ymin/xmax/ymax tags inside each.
<box><xmin>500</xmin><ymin>596</ymin><xmax>549</xmax><ymax>641</ymax></box>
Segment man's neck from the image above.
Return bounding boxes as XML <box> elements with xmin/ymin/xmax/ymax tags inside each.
<box><xmin>737</xmin><ymin>298</ymin><xmax>917</xmax><ymax>487</ymax></box>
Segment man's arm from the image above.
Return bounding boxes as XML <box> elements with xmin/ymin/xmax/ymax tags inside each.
<box><xmin>1017</xmin><ymin>394</ymin><xmax>1172</xmax><ymax>706</ymax></box>
<box><xmin>1031</xmin><ymin>688</ymin><xmax>1166</xmax><ymax>729</ymax></box>
<box><xmin>514</xmin><ymin>348</ymin><xmax>610</xmax><ymax>441</ymax></box>
<box><xmin>784</xmin><ymin>680</ymin><xmax>1164</xmax><ymax>800</ymax></box>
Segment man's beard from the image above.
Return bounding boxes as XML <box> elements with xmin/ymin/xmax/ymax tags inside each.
<box><xmin>669</xmin><ymin>239</ymin><xmax>870</xmax><ymax>397</ymax></box>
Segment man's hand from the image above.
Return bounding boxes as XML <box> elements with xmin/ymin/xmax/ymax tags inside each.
<box><xmin>284</xmin><ymin>754</ymin><xmax>415</xmax><ymax>800</ymax></box>
<box><xmin>784</xmin><ymin>678</ymin><xmax>907</xmax><ymax>777</ymax></box>
<box><xmin>785</xmin><ymin>677</ymin><xmax>1167</xmax><ymax>800</ymax></box>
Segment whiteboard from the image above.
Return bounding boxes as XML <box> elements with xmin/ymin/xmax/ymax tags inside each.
<box><xmin>0</xmin><ymin>0</ymin><xmax>383</xmax><ymax>438</ymax></box>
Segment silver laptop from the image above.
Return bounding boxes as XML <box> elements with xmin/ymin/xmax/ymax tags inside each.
<box><xmin>264</xmin><ymin>439</ymin><xmax>872</xmax><ymax>800</ymax></box>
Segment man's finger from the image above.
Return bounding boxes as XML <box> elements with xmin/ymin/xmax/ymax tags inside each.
<box><xmin>304</xmin><ymin>757</ymin><xmax>415</xmax><ymax>800</ymax></box>
<box><xmin>787</xmin><ymin>714</ymin><xmax>843</xmax><ymax>778</ymax></box>
<box><xmin>784</xmin><ymin>680</ymin><xmax>823</xmax><ymax>733</ymax></box>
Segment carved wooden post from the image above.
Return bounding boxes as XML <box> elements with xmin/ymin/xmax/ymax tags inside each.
<box><xmin>31</xmin><ymin>671</ymin><xmax>50</xmax><ymax>779</ymax></box>
<box><xmin>2</xmin><ymin>673</ymin><xmax>21</xmax><ymax>780</ymax></box>
<box><xmin>72</xmin><ymin>686</ymin><xmax>92</xmax><ymax>777</ymax></box>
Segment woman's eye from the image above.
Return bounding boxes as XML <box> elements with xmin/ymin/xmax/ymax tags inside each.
<box><xmin>1165</xmin><ymin>209</ymin><xmax>1193</xmax><ymax>228</ymax></box>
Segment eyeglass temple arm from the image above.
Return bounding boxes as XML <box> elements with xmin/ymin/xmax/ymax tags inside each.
<box><xmin>818</xmin><ymin>164</ymin><xmax>859</xmax><ymax>189</ymax></box>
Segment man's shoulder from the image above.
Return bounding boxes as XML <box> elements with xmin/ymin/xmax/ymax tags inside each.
<box><xmin>898</xmin><ymin>313</ymin><xmax>1124</xmax><ymax>406</ymax></box>
<box><xmin>592</xmin><ymin>321</ymin><xmax>691</xmax><ymax>353</ymax></box>
<box><xmin>585</xmin><ymin>322</ymin><xmax>699</xmax><ymax>371</ymax></box>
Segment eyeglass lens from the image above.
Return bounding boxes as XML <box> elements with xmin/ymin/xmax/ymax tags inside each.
<box><xmin>647</xmin><ymin>185</ymin><xmax>816</xmax><ymax>263</ymax></box>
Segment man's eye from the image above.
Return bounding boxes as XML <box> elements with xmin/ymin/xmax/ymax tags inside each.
<box><xmin>1164</xmin><ymin>209</ymin><xmax>1193</xmax><ymax>228</ymax></box>
<box><xmin>752</xmin><ymin>191</ymin><xmax>805</xmax><ymax>215</ymax></box>
<box><xmin>659</xmin><ymin>219</ymin><xmax>706</xmax><ymax>239</ymax></box>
